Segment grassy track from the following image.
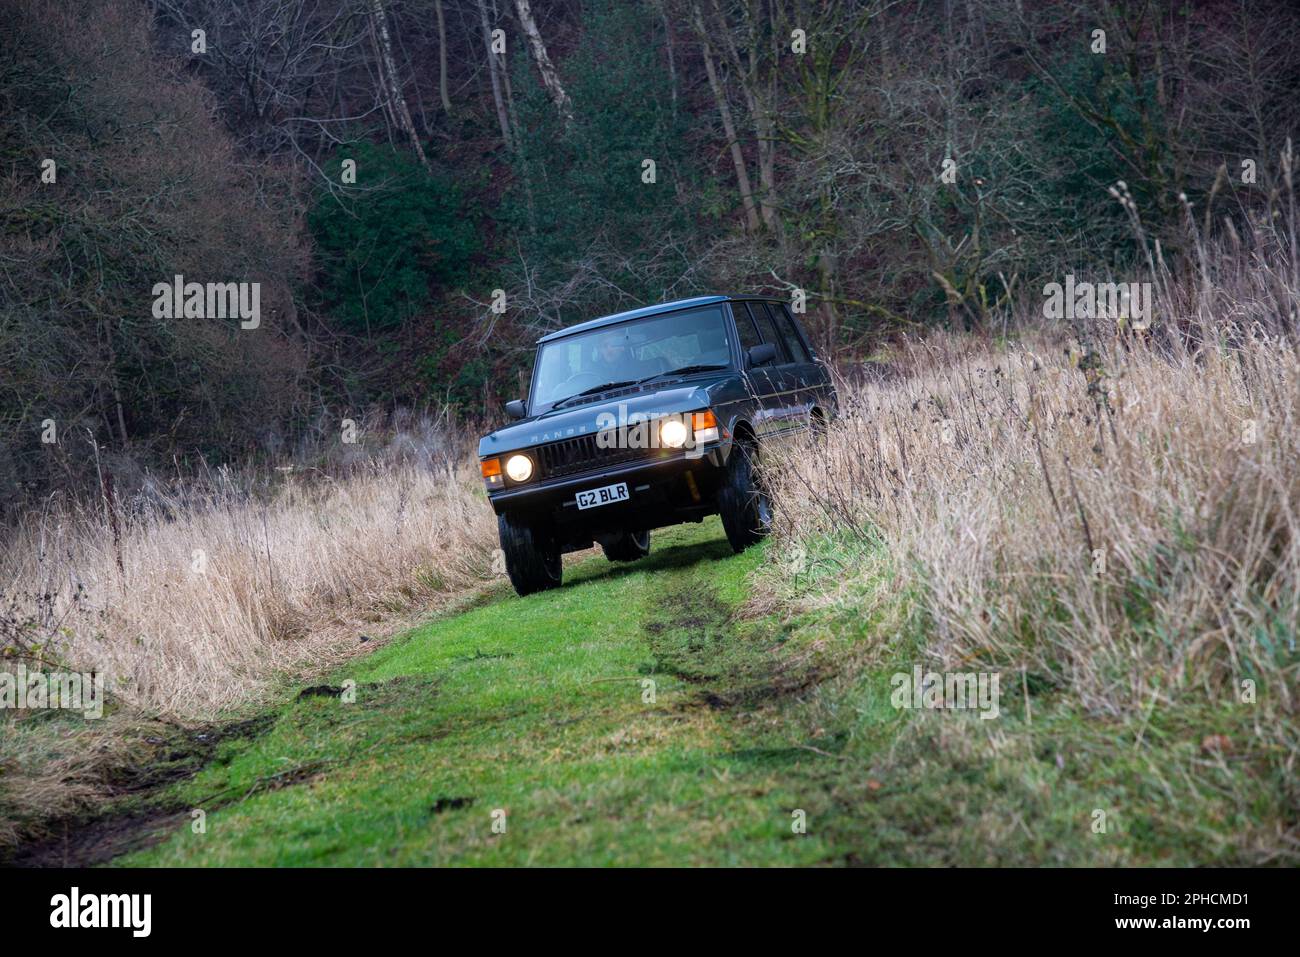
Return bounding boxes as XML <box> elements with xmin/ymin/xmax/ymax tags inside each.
<box><xmin>104</xmin><ymin>517</ymin><xmax>1288</xmax><ymax>867</ymax></box>
<box><xmin>119</xmin><ymin>520</ymin><xmax>848</xmax><ymax>866</ymax></box>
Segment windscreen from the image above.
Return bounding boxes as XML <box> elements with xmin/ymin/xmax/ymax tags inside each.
<box><xmin>531</xmin><ymin>305</ymin><xmax>732</xmax><ymax>412</ymax></box>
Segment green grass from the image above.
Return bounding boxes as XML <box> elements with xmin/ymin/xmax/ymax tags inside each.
<box><xmin>119</xmin><ymin>520</ymin><xmax>848</xmax><ymax>866</ymax></box>
<box><xmin>107</xmin><ymin>517</ymin><xmax>1293</xmax><ymax>867</ymax></box>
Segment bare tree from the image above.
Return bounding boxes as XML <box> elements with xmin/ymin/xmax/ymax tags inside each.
<box><xmin>478</xmin><ymin>0</ymin><xmax>513</xmax><ymax>147</ymax></box>
<box><xmin>692</xmin><ymin>2</ymin><xmax>761</xmax><ymax>233</ymax></box>
<box><xmin>513</xmin><ymin>0</ymin><xmax>573</xmax><ymax>124</ymax></box>
<box><xmin>370</xmin><ymin>0</ymin><xmax>431</xmax><ymax>170</ymax></box>
<box><xmin>705</xmin><ymin>0</ymin><xmax>778</xmax><ymax>229</ymax></box>
<box><xmin>435</xmin><ymin>0</ymin><xmax>452</xmax><ymax>113</ymax></box>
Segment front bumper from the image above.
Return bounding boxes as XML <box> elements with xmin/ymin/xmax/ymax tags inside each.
<box><xmin>486</xmin><ymin>442</ymin><xmax>729</xmax><ymax>525</ymax></box>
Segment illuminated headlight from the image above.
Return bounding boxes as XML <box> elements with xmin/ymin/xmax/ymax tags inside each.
<box><xmin>505</xmin><ymin>453</ymin><xmax>534</xmax><ymax>482</ymax></box>
<box><xmin>659</xmin><ymin>418</ymin><xmax>690</xmax><ymax>448</ymax></box>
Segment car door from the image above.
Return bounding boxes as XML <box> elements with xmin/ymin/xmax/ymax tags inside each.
<box><xmin>732</xmin><ymin>302</ymin><xmax>784</xmax><ymax>439</ymax></box>
<box><xmin>782</xmin><ymin>303</ymin><xmax>837</xmax><ymax>420</ymax></box>
<box><xmin>767</xmin><ymin>302</ymin><xmax>824</xmax><ymax>431</ymax></box>
<box><xmin>747</xmin><ymin>302</ymin><xmax>803</xmax><ymax>436</ymax></box>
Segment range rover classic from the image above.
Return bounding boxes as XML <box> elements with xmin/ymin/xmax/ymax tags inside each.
<box><xmin>478</xmin><ymin>295</ymin><xmax>837</xmax><ymax>596</ymax></box>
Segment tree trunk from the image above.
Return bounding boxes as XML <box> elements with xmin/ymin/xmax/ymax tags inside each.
<box><xmin>693</xmin><ymin>4</ymin><xmax>760</xmax><ymax>234</ymax></box>
<box><xmin>369</xmin><ymin>0</ymin><xmax>431</xmax><ymax>172</ymax></box>
<box><xmin>435</xmin><ymin>0</ymin><xmax>451</xmax><ymax>114</ymax></box>
<box><xmin>513</xmin><ymin>0</ymin><xmax>574</xmax><ymax>125</ymax></box>
<box><xmin>655</xmin><ymin>0</ymin><xmax>678</xmax><ymax>124</ymax></box>
<box><xmin>479</xmin><ymin>0</ymin><xmax>513</xmax><ymax>148</ymax></box>
<box><xmin>709</xmin><ymin>0</ymin><xmax>777</xmax><ymax>229</ymax></box>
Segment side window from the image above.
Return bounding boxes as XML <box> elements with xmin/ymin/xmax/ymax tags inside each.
<box><xmin>769</xmin><ymin>303</ymin><xmax>812</xmax><ymax>363</ymax></box>
<box><xmin>780</xmin><ymin>305</ymin><xmax>817</xmax><ymax>360</ymax></box>
<box><xmin>747</xmin><ymin>302</ymin><xmax>791</xmax><ymax>363</ymax></box>
<box><xmin>733</xmin><ymin>304</ymin><xmax>763</xmax><ymax>360</ymax></box>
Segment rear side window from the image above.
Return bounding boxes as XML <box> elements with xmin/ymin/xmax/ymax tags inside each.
<box><xmin>779</xmin><ymin>305</ymin><xmax>816</xmax><ymax>360</ymax></box>
<box><xmin>768</xmin><ymin>303</ymin><xmax>812</xmax><ymax>363</ymax></box>
<box><xmin>733</xmin><ymin>304</ymin><xmax>763</xmax><ymax>357</ymax></box>
<box><xmin>745</xmin><ymin>302</ymin><xmax>790</xmax><ymax>362</ymax></box>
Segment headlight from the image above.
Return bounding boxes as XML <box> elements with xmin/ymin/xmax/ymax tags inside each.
<box><xmin>659</xmin><ymin>418</ymin><xmax>689</xmax><ymax>448</ymax></box>
<box><xmin>505</xmin><ymin>453</ymin><xmax>534</xmax><ymax>482</ymax></box>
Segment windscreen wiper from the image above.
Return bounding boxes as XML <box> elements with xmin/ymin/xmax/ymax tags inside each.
<box><xmin>636</xmin><ymin>363</ymin><xmax>729</xmax><ymax>384</ymax></box>
<box><xmin>550</xmin><ymin>379</ymin><xmax>638</xmax><ymax>410</ymax></box>
<box><xmin>550</xmin><ymin>365</ymin><xmax>728</xmax><ymax>411</ymax></box>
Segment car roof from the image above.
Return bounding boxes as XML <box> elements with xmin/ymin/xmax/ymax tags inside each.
<box><xmin>535</xmin><ymin>294</ymin><xmax>784</xmax><ymax>344</ymax></box>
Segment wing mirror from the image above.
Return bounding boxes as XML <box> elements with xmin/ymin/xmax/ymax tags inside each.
<box><xmin>505</xmin><ymin>399</ymin><xmax>527</xmax><ymax>420</ymax></box>
<box><xmin>746</xmin><ymin>343</ymin><xmax>778</xmax><ymax>368</ymax></box>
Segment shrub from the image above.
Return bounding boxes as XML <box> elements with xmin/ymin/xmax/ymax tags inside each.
<box><xmin>308</xmin><ymin>143</ymin><xmax>480</xmax><ymax>333</ymax></box>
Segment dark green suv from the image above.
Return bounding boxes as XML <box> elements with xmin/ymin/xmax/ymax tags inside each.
<box><xmin>478</xmin><ymin>295</ymin><xmax>837</xmax><ymax>596</ymax></box>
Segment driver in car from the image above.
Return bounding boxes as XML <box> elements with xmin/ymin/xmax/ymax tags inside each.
<box><xmin>591</xmin><ymin>330</ymin><xmax>631</xmax><ymax>377</ymax></box>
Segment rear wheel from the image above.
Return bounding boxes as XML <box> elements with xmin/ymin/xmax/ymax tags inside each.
<box><xmin>717</xmin><ymin>440</ymin><xmax>771</xmax><ymax>553</ymax></box>
<box><xmin>601</xmin><ymin>529</ymin><xmax>651</xmax><ymax>562</ymax></box>
<box><xmin>810</xmin><ymin>408</ymin><xmax>829</xmax><ymax>441</ymax></box>
<box><xmin>497</xmin><ymin>513</ymin><xmax>562</xmax><ymax>596</ymax></box>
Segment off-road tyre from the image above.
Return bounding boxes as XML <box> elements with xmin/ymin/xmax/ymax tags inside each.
<box><xmin>498</xmin><ymin>513</ymin><xmax>562</xmax><ymax>596</ymax></box>
<box><xmin>717</xmin><ymin>440</ymin><xmax>772</xmax><ymax>553</ymax></box>
<box><xmin>601</xmin><ymin>529</ymin><xmax>651</xmax><ymax>562</ymax></box>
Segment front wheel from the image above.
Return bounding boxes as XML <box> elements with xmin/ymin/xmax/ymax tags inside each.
<box><xmin>497</xmin><ymin>513</ymin><xmax>562</xmax><ymax>596</ymax></box>
<box><xmin>601</xmin><ymin>529</ymin><xmax>650</xmax><ymax>562</ymax></box>
<box><xmin>717</xmin><ymin>440</ymin><xmax>772</xmax><ymax>553</ymax></box>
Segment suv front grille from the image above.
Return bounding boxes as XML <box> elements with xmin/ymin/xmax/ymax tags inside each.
<box><xmin>536</xmin><ymin>432</ymin><xmax>661</xmax><ymax>479</ymax></box>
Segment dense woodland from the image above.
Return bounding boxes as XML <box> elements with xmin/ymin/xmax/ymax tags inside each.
<box><xmin>2</xmin><ymin>0</ymin><xmax>1299</xmax><ymax>514</ymax></box>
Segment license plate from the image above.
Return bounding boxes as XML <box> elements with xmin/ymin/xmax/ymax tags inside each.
<box><xmin>576</xmin><ymin>482</ymin><xmax>630</xmax><ymax>510</ymax></box>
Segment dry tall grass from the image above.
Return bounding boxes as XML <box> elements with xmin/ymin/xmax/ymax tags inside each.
<box><xmin>766</xmin><ymin>225</ymin><xmax>1300</xmax><ymax>859</ymax></box>
<box><xmin>773</xmin><ymin>178</ymin><xmax>1299</xmax><ymax>717</ymax></box>
<box><xmin>775</xmin><ymin>333</ymin><xmax>1298</xmax><ymax>710</ymax></box>
<box><xmin>0</xmin><ymin>411</ymin><xmax>500</xmax><ymax>854</ymax></box>
<box><xmin>1</xmin><ymin>418</ymin><xmax>497</xmax><ymax>719</ymax></box>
